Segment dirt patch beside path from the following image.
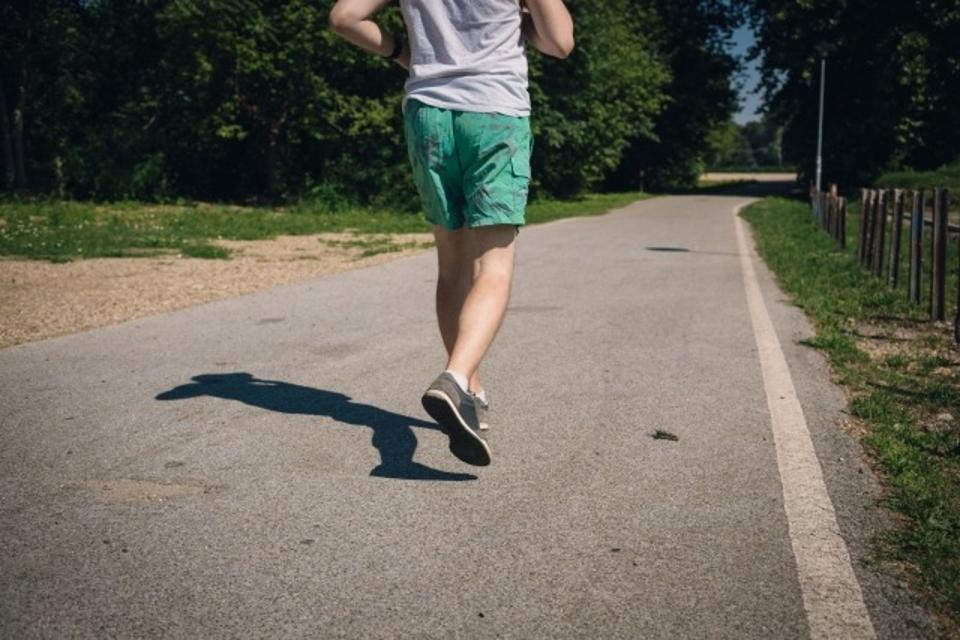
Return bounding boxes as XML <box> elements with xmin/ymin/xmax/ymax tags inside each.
<box><xmin>0</xmin><ymin>232</ymin><xmax>433</xmax><ymax>349</ymax></box>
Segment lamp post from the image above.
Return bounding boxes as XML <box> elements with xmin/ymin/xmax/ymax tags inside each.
<box><xmin>813</xmin><ymin>43</ymin><xmax>834</xmax><ymax>192</ymax></box>
<box><xmin>815</xmin><ymin>55</ymin><xmax>826</xmax><ymax>192</ymax></box>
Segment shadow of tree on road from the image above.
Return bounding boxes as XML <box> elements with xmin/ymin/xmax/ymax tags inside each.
<box><xmin>155</xmin><ymin>372</ymin><xmax>475</xmax><ymax>482</ymax></box>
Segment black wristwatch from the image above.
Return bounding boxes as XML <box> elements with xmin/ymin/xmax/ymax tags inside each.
<box><xmin>386</xmin><ymin>35</ymin><xmax>404</xmax><ymax>60</ymax></box>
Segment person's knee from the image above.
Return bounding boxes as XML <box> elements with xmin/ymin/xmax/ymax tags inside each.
<box><xmin>473</xmin><ymin>239</ymin><xmax>516</xmax><ymax>284</ymax></box>
<box><xmin>437</xmin><ymin>251</ymin><xmax>471</xmax><ymax>285</ymax></box>
<box><xmin>474</xmin><ymin>262</ymin><xmax>513</xmax><ymax>288</ymax></box>
<box><xmin>437</xmin><ymin>263</ymin><xmax>463</xmax><ymax>288</ymax></box>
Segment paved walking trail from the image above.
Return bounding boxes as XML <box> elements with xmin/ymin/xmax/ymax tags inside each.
<box><xmin>0</xmin><ymin>192</ymin><xmax>935</xmax><ymax>638</ymax></box>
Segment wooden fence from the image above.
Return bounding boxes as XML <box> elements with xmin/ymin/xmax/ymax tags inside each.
<box><xmin>810</xmin><ymin>185</ymin><xmax>959</xmax><ymax>343</ymax></box>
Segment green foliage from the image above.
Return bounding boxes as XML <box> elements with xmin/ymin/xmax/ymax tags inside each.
<box><xmin>877</xmin><ymin>162</ymin><xmax>960</xmax><ymax>191</ymax></box>
<box><xmin>152</xmin><ymin>0</ymin><xmax>412</xmax><ymax>203</ymax></box>
<box><xmin>706</xmin><ymin>121</ymin><xmax>755</xmax><ymax>169</ymax></box>
<box><xmin>875</xmin><ymin>161</ymin><xmax>960</xmax><ymax>208</ymax></box>
<box><xmin>744</xmin><ymin>0</ymin><xmax>960</xmax><ymax>188</ymax></box>
<box><xmin>607</xmin><ymin>0</ymin><xmax>744</xmax><ymax>191</ymax></box>
<box><xmin>740</xmin><ymin>118</ymin><xmax>783</xmax><ymax>167</ymax></box>
<box><xmin>179</xmin><ymin>243</ymin><xmax>231</xmax><ymax>259</ymax></box>
<box><xmin>528</xmin><ymin>0</ymin><xmax>669</xmax><ymax>196</ymax></box>
<box><xmin>706</xmin><ymin>117</ymin><xmax>786</xmax><ymax>171</ymax></box>
<box><xmin>1</xmin><ymin>0</ymin><xmax>413</xmax><ymax>203</ymax></box>
<box><xmin>0</xmin><ymin>0</ymin><xmax>732</xmax><ymax>203</ymax></box>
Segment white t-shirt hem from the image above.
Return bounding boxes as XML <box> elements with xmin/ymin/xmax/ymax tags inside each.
<box><xmin>402</xmin><ymin>94</ymin><xmax>531</xmax><ymax>118</ymax></box>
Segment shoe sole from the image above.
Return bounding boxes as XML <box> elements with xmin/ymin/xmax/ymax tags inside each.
<box><xmin>422</xmin><ymin>390</ymin><xmax>491</xmax><ymax>467</ymax></box>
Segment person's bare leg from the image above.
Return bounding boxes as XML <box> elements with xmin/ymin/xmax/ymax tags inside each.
<box><xmin>446</xmin><ymin>225</ymin><xmax>517</xmax><ymax>381</ymax></box>
<box><xmin>433</xmin><ymin>226</ymin><xmax>487</xmax><ymax>393</ymax></box>
<box><xmin>434</xmin><ymin>227</ymin><xmax>480</xmax><ymax>389</ymax></box>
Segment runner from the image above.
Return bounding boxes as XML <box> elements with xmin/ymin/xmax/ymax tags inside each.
<box><xmin>329</xmin><ymin>0</ymin><xmax>574</xmax><ymax>466</ymax></box>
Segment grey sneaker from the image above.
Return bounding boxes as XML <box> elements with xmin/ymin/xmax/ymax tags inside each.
<box><xmin>421</xmin><ymin>373</ymin><xmax>491</xmax><ymax>466</ymax></box>
<box><xmin>474</xmin><ymin>392</ymin><xmax>490</xmax><ymax>432</ymax></box>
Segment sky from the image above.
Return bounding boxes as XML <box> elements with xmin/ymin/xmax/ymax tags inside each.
<box><xmin>730</xmin><ymin>25</ymin><xmax>764</xmax><ymax>124</ymax></box>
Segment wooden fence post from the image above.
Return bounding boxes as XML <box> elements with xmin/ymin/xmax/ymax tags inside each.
<box><xmin>931</xmin><ymin>188</ymin><xmax>948</xmax><ymax>321</ymax></box>
<box><xmin>871</xmin><ymin>190</ymin><xmax>887</xmax><ymax>277</ymax></box>
<box><xmin>839</xmin><ymin>196</ymin><xmax>847</xmax><ymax>248</ymax></box>
<box><xmin>820</xmin><ymin>192</ymin><xmax>830</xmax><ymax>231</ymax></box>
<box><xmin>828</xmin><ymin>184</ymin><xmax>838</xmax><ymax>239</ymax></box>
<box><xmin>829</xmin><ymin>193</ymin><xmax>836</xmax><ymax>234</ymax></box>
<box><xmin>955</xmin><ymin>212</ymin><xmax>959</xmax><ymax>342</ymax></box>
<box><xmin>956</xmin><ymin>203</ymin><xmax>960</xmax><ymax>342</ymax></box>
<box><xmin>860</xmin><ymin>189</ymin><xmax>873</xmax><ymax>267</ymax></box>
<box><xmin>821</xmin><ymin>192</ymin><xmax>829</xmax><ymax>230</ymax></box>
<box><xmin>863</xmin><ymin>189</ymin><xmax>880</xmax><ymax>270</ymax></box>
<box><xmin>908</xmin><ymin>190</ymin><xmax>924</xmax><ymax>304</ymax></box>
<box><xmin>888</xmin><ymin>189</ymin><xmax>905</xmax><ymax>287</ymax></box>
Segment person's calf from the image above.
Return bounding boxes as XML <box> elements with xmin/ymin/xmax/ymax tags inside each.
<box><xmin>446</xmin><ymin>277</ymin><xmax>512</xmax><ymax>378</ymax></box>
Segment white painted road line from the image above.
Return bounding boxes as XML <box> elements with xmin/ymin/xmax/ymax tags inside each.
<box><xmin>734</xmin><ymin>205</ymin><xmax>877</xmax><ymax>640</ymax></box>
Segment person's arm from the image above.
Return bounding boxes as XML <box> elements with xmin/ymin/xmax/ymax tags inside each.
<box><xmin>328</xmin><ymin>0</ymin><xmax>411</xmax><ymax>69</ymax></box>
<box><xmin>521</xmin><ymin>0</ymin><xmax>574</xmax><ymax>59</ymax></box>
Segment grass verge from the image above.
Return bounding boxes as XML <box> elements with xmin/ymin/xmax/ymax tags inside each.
<box><xmin>741</xmin><ymin>197</ymin><xmax>959</xmax><ymax>633</ymax></box>
<box><xmin>0</xmin><ymin>192</ymin><xmax>648</xmax><ymax>262</ymax></box>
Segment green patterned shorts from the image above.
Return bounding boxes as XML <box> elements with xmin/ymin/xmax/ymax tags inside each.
<box><xmin>403</xmin><ymin>98</ymin><xmax>532</xmax><ymax>230</ymax></box>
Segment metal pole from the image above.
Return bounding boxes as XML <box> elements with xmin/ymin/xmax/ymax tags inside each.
<box><xmin>815</xmin><ymin>57</ymin><xmax>826</xmax><ymax>192</ymax></box>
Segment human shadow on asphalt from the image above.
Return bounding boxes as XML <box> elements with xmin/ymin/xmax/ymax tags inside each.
<box><xmin>155</xmin><ymin>372</ymin><xmax>476</xmax><ymax>482</ymax></box>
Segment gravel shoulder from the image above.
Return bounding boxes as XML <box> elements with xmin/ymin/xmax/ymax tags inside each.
<box><xmin>0</xmin><ymin>232</ymin><xmax>432</xmax><ymax>349</ymax></box>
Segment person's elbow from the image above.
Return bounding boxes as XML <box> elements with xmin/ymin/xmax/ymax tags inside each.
<box><xmin>328</xmin><ymin>3</ymin><xmax>355</xmax><ymax>33</ymax></box>
<box><xmin>550</xmin><ymin>34</ymin><xmax>574</xmax><ymax>59</ymax></box>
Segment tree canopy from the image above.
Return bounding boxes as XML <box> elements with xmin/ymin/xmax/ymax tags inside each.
<box><xmin>743</xmin><ymin>0</ymin><xmax>960</xmax><ymax>188</ymax></box>
<box><xmin>1</xmin><ymin>0</ymin><xmax>743</xmax><ymax>203</ymax></box>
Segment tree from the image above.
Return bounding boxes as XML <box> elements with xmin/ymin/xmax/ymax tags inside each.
<box><xmin>744</xmin><ymin>0</ymin><xmax>960</xmax><ymax>187</ymax></box>
<box><xmin>741</xmin><ymin>118</ymin><xmax>782</xmax><ymax>167</ymax></box>
<box><xmin>153</xmin><ymin>0</ymin><xmax>410</xmax><ymax>202</ymax></box>
<box><xmin>705</xmin><ymin>120</ymin><xmax>754</xmax><ymax>169</ymax></box>
<box><xmin>528</xmin><ymin>0</ymin><xmax>669</xmax><ymax>197</ymax></box>
<box><xmin>608</xmin><ymin>0</ymin><xmax>743</xmax><ymax>191</ymax></box>
<box><xmin>0</xmin><ymin>0</ymin><xmax>703</xmax><ymax>203</ymax></box>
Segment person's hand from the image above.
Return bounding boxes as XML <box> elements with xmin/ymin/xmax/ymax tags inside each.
<box><xmin>394</xmin><ymin>38</ymin><xmax>411</xmax><ymax>70</ymax></box>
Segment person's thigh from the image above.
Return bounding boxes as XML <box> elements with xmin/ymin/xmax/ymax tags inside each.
<box><xmin>467</xmin><ymin>224</ymin><xmax>518</xmax><ymax>277</ymax></box>
<box><xmin>403</xmin><ymin>99</ymin><xmax>466</xmax><ymax>230</ymax></box>
<box><xmin>455</xmin><ymin>111</ymin><xmax>532</xmax><ymax>230</ymax></box>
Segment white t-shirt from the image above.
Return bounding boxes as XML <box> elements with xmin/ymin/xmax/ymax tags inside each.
<box><xmin>399</xmin><ymin>0</ymin><xmax>531</xmax><ymax>117</ymax></box>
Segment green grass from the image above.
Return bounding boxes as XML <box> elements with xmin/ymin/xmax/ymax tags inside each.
<box><xmin>741</xmin><ymin>197</ymin><xmax>960</xmax><ymax>633</ymax></box>
<box><xmin>0</xmin><ymin>192</ymin><xmax>648</xmax><ymax>262</ymax></box>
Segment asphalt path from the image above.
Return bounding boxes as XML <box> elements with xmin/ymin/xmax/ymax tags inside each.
<box><xmin>0</xmin><ymin>190</ymin><xmax>936</xmax><ymax>638</ymax></box>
